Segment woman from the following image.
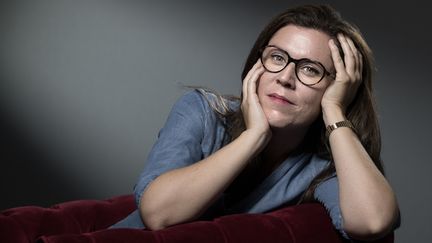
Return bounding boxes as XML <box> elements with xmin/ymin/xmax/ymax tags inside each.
<box><xmin>111</xmin><ymin>4</ymin><xmax>400</xmax><ymax>240</ymax></box>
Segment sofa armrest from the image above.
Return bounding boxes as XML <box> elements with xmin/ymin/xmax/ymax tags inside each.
<box><xmin>0</xmin><ymin>194</ymin><xmax>135</xmax><ymax>243</ymax></box>
<box><xmin>38</xmin><ymin>203</ymin><xmax>345</xmax><ymax>243</ymax></box>
<box><xmin>1</xmin><ymin>195</ymin><xmax>394</xmax><ymax>243</ymax></box>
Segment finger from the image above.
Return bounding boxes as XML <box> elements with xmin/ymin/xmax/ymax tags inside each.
<box><xmin>244</xmin><ymin>60</ymin><xmax>260</xmax><ymax>84</ymax></box>
<box><xmin>329</xmin><ymin>39</ymin><xmax>346</xmax><ymax>77</ymax></box>
<box><xmin>243</xmin><ymin>62</ymin><xmax>258</xmax><ymax>101</ymax></box>
<box><xmin>247</xmin><ymin>64</ymin><xmax>264</xmax><ymax>102</ymax></box>
<box><xmin>345</xmin><ymin>36</ymin><xmax>358</xmax><ymax>57</ymax></box>
<box><xmin>354</xmin><ymin>53</ymin><xmax>362</xmax><ymax>81</ymax></box>
<box><xmin>346</xmin><ymin>37</ymin><xmax>361</xmax><ymax>73</ymax></box>
<box><xmin>241</xmin><ymin>62</ymin><xmax>254</xmax><ymax>104</ymax></box>
<box><xmin>345</xmin><ymin>37</ymin><xmax>363</xmax><ymax>80</ymax></box>
<box><xmin>338</xmin><ymin>34</ymin><xmax>356</xmax><ymax>75</ymax></box>
<box><xmin>243</xmin><ymin>61</ymin><xmax>263</xmax><ymax>99</ymax></box>
<box><xmin>242</xmin><ymin>72</ymin><xmax>248</xmax><ymax>101</ymax></box>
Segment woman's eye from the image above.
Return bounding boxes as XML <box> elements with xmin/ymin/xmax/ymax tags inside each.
<box><xmin>300</xmin><ymin>65</ymin><xmax>322</xmax><ymax>76</ymax></box>
<box><xmin>270</xmin><ymin>54</ymin><xmax>286</xmax><ymax>64</ymax></box>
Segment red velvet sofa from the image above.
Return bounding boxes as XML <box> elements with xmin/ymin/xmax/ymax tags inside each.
<box><xmin>0</xmin><ymin>194</ymin><xmax>393</xmax><ymax>243</ymax></box>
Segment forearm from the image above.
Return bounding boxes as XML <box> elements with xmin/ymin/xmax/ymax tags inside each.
<box><xmin>323</xmin><ymin>107</ymin><xmax>399</xmax><ymax>239</ymax></box>
<box><xmin>139</xmin><ymin>130</ymin><xmax>266</xmax><ymax>230</ymax></box>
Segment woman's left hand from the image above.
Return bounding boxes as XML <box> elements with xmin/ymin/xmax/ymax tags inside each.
<box><xmin>321</xmin><ymin>34</ymin><xmax>363</xmax><ymax>114</ymax></box>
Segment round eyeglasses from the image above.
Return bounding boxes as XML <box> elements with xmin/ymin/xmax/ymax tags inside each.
<box><xmin>260</xmin><ymin>45</ymin><xmax>333</xmax><ymax>86</ymax></box>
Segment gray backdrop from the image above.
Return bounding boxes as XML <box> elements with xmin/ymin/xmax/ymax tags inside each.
<box><xmin>0</xmin><ymin>0</ymin><xmax>430</xmax><ymax>242</ymax></box>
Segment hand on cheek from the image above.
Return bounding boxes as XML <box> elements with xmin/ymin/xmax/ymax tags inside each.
<box><xmin>241</xmin><ymin>60</ymin><xmax>272</xmax><ymax>143</ymax></box>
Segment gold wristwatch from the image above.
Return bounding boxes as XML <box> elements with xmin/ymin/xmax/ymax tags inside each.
<box><xmin>326</xmin><ymin>120</ymin><xmax>356</xmax><ymax>138</ymax></box>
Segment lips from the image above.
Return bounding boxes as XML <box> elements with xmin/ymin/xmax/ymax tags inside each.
<box><xmin>268</xmin><ymin>93</ymin><xmax>295</xmax><ymax>105</ymax></box>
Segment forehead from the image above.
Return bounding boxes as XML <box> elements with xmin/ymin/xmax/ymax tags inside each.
<box><xmin>268</xmin><ymin>25</ymin><xmax>333</xmax><ymax>66</ymax></box>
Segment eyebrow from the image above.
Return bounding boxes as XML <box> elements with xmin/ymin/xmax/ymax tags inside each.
<box><xmin>268</xmin><ymin>44</ymin><xmax>324</xmax><ymax>63</ymax></box>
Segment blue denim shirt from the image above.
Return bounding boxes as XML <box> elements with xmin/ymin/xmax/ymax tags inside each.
<box><xmin>113</xmin><ymin>90</ymin><xmax>347</xmax><ymax>238</ymax></box>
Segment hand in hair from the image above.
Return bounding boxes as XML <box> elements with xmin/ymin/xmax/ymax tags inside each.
<box><xmin>321</xmin><ymin>33</ymin><xmax>363</xmax><ymax>122</ymax></box>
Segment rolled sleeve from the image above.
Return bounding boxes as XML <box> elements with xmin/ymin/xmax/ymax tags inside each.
<box><xmin>314</xmin><ymin>176</ymin><xmax>349</xmax><ymax>239</ymax></box>
<box><xmin>133</xmin><ymin>91</ymin><xmax>207</xmax><ymax>207</ymax></box>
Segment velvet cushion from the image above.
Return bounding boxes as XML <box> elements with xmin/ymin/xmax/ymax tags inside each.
<box><xmin>0</xmin><ymin>195</ymin><xmax>135</xmax><ymax>243</ymax></box>
<box><xmin>0</xmin><ymin>194</ymin><xmax>393</xmax><ymax>243</ymax></box>
<box><xmin>38</xmin><ymin>204</ymin><xmax>343</xmax><ymax>243</ymax></box>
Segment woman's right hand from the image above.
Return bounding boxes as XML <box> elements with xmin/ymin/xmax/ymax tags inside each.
<box><xmin>241</xmin><ymin>60</ymin><xmax>272</xmax><ymax>148</ymax></box>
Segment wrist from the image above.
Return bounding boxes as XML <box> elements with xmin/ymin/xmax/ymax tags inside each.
<box><xmin>240</xmin><ymin>129</ymin><xmax>271</xmax><ymax>154</ymax></box>
<box><xmin>322</xmin><ymin>104</ymin><xmax>346</xmax><ymax>126</ymax></box>
<box><xmin>325</xmin><ymin>120</ymin><xmax>357</xmax><ymax>138</ymax></box>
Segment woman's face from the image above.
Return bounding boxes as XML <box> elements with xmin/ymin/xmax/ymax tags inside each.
<box><xmin>257</xmin><ymin>25</ymin><xmax>334</xmax><ymax>129</ymax></box>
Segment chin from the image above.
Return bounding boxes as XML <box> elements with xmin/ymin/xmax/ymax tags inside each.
<box><xmin>264</xmin><ymin>109</ymin><xmax>318</xmax><ymax>131</ymax></box>
<box><xmin>264</xmin><ymin>110</ymin><xmax>293</xmax><ymax>128</ymax></box>
<box><xmin>267</xmin><ymin>117</ymin><xmax>294</xmax><ymax>129</ymax></box>
<box><xmin>269</xmin><ymin>122</ymin><xmax>294</xmax><ymax>130</ymax></box>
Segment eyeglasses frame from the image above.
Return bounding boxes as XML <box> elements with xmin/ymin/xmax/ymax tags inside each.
<box><xmin>259</xmin><ymin>45</ymin><xmax>333</xmax><ymax>87</ymax></box>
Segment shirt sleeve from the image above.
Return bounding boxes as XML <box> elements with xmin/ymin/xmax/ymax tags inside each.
<box><xmin>314</xmin><ymin>176</ymin><xmax>350</xmax><ymax>239</ymax></box>
<box><xmin>133</xmin><ymin>90</ymin><xmax>208</xmax><ymax>207</ymax></box>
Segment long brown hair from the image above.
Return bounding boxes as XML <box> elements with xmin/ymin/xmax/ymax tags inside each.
<box><xmin>203</xmin><ymin>4</ymin><xmax>383</xmax><ymax>202</ymax></box>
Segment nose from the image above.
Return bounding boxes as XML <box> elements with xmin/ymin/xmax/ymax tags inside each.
<box><xmin>276</xmin><ymin>62</ymin><xmax>296</xmax><ymax>89</ymax></box>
